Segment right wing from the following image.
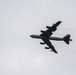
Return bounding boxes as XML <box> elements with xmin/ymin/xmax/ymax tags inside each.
<box><xmin>40</xmin><ymin>21</ymin><xmax>62</xmax><ymax>37</ymax></box>
<box><xmin>42</xmin><ymin>39</ymin><xmax>58</xmax><ymax>53</ymax></box>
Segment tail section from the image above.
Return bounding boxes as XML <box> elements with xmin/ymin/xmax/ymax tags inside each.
<box><xmin>63</xmin><ymin>34</ymin><xmax>72</xmax><ymax>44</ymax></box>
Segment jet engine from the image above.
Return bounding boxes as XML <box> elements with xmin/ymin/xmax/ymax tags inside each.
<box><xmin>40</xmin><ymin>42</ymin><xmax>45</xmax><ymax>45</ymax></box>
<box><xmin>46</xmin><ymin>26</ymin><xmax>51</xmax><ymax>28</ymax></box>
<box><xmin>45</xmin><ymin>47</ymin><xmax>50</xmax><ymax>49</ymax></box>
<box><xmin>41</xmin><ymin>30</ymin><xmax>45</xmax><ymax>33</ymax></box>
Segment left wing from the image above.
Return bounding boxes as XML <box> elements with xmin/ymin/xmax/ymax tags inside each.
<box><xmin>40</xmin><ymin>21</ymin><xmax>62</xmax><ymax>37</ymax></box>
<box><xmin>42</xmin><ymin>39</ymin><xmax>58</xmax><ymax>53</ymax></box>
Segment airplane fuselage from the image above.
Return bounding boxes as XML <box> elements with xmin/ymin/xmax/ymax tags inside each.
<box><xmin>30</xmin><ymin>35</ymin><xmax>72</xmax><ymax>41</ymax></box>
<box><xmin>30</xmin><ymin>35</ymin><xmax>63</xmax><ymax>41</ymax></box>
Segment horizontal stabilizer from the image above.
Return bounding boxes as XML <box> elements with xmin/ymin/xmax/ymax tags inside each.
<box><xmin>63</xmin><ymin>34</ymin><xmax>71</xmax><ymax>44</ymax></box>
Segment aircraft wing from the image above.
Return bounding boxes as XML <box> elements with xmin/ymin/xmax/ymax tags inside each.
<box><xmin>40</xmin><ymin>21</ymin><xmax>62</xmax><ymax>37</ymax></box>
<box><xmin>42</xmin><ymin>39</ymin><xmax>58</xmax><ymax>53</ymax></box>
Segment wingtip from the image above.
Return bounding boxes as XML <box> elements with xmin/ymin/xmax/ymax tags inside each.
<box><xmin>50</xmin><ymin>50</ymin><xmax>58</xmax><ymax>54</ymax></box>
<box><xmin>59</xmin><ymin>21</ymin><xmax>62</xmax><ymax>23</ymax></box>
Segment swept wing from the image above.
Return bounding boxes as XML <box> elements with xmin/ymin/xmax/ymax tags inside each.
<box><xmin>40</xmin><ymin>21</ymin><xmax>62</xmax><ymax>37</ymax></box>
<box><xmin>42</xmin><ymin>39</ymin><xmax>58</xmax><ymax>53</ymax></box>
<box><xmin>40</xmin><ymin>21</ymin><xmax>62</xmax><ymax>53</ymax></box>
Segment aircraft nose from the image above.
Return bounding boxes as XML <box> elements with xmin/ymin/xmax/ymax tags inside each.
<box><xmin>30</xmin><ymin>35</ymin><xmax>33</xmax><ymax>37</ymax></box>
<box><xmin>30</xmin><ymin>35</ymin><xmax>32</xmax><ymax>37</ymax></box>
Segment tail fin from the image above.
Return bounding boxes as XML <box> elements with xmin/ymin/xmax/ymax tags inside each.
<box><xmin>63</xmin><ymin>34</ymin><xmax>71</xmax><ymax>44</ymax></box>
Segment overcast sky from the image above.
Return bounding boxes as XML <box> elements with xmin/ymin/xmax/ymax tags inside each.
<box><xmin>0</xmin><ymin>0</ymin><xmax>76</xmax><ymax>75</ymax></box>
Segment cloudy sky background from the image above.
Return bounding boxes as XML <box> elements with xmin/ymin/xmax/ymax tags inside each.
<box><xmin>0</xmin><ymin>0</ymin><xmax>76</xmax><ymax>75</ymax></box>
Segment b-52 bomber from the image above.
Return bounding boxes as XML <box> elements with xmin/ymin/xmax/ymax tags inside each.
<box><xmin>30</xmin><ymin>21</ymin><xmax>72</xmax><ymax>54</ymax></box>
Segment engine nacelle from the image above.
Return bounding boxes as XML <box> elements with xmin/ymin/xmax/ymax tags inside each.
<box><xmin>40</xmin><ymin>42</ymin><xmax>45</xmax><ymax>45</ymax></box>
<box><xmin>41</xmin><ymin>30</ymin><xmax>45</xmax><ymax>33</ymax></box>
<box><xmin>46</xmin><ymin>26</ymin><xmax>51</xmax><ymax>28</ymax></box>
<box><xmin>45</xmin><ymin>47</ymin><xmax>50</xmax><ymax>49</ymax></box>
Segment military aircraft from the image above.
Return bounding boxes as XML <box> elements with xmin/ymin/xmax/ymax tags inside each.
<box><xmin>30</xmin><ymin>21</ymin><xmax>72</xmax><ymax>53</ymax></box>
